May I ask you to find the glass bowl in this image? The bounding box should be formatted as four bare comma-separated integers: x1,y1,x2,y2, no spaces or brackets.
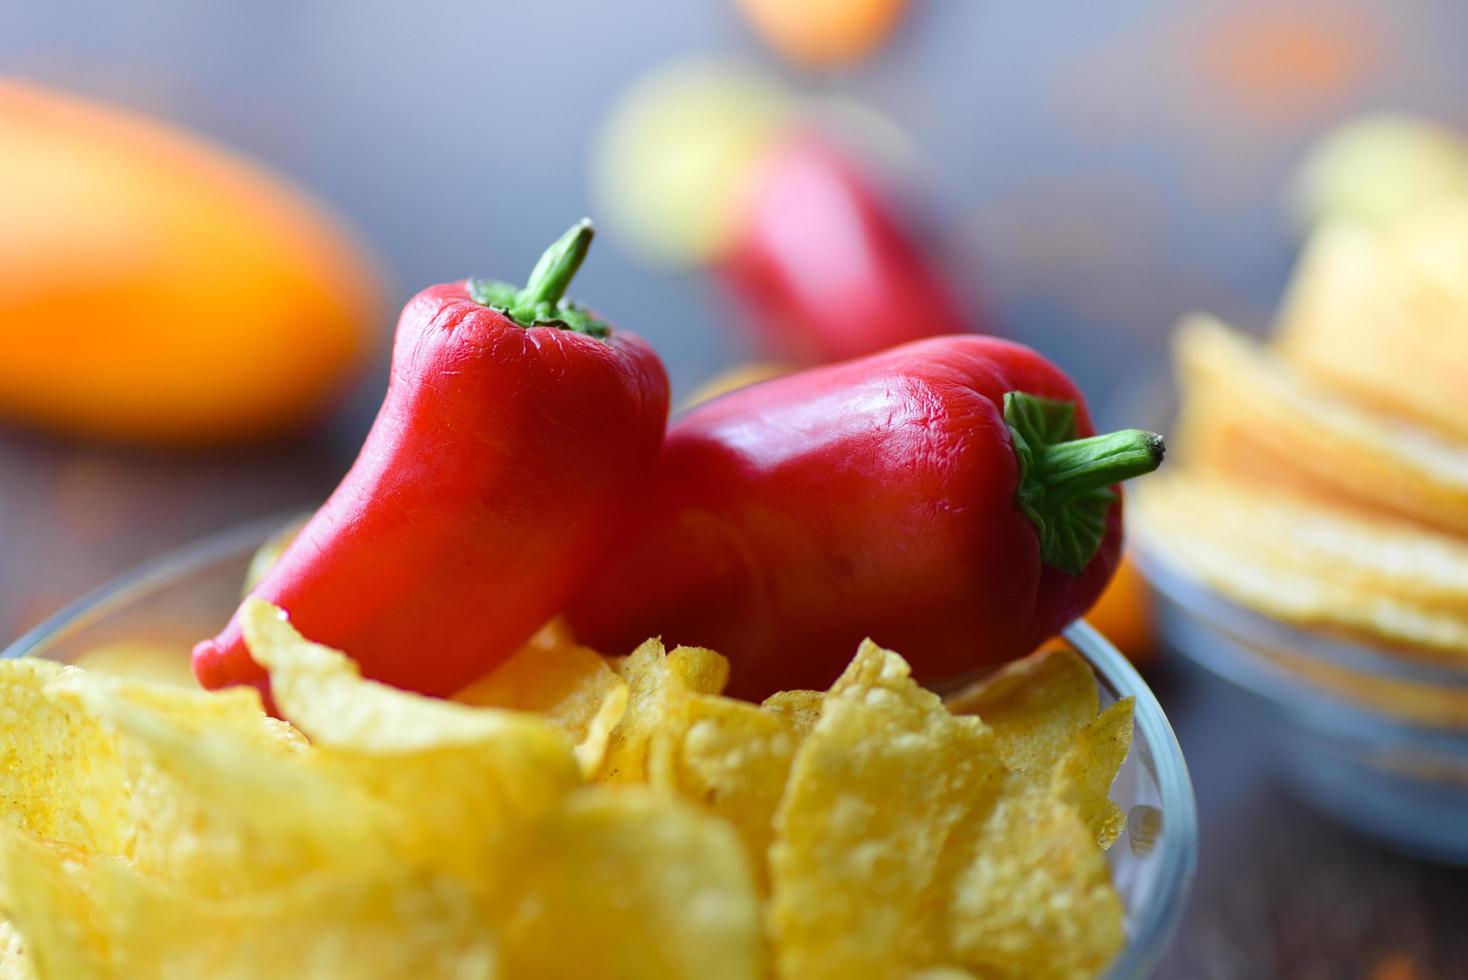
1136,543,1468,865
1,515,1197,978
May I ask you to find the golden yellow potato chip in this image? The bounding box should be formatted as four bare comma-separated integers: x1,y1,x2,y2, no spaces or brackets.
494,786,763,979
0,827,108,978
944,646,1099,778
1136,470,1468,614
0,820,498,980
1172,314,1468,536
69,643,198,688
944,783,1124,980
0,918,35,980
245,601,578,874
1052,699,1134,850
0,659,133,855
760,689,825,739
1135,472,1468,660
667,693,795,891
241,599,580,872
1279,207,1468,443
86,694,387,897
769,641,1000,977
95,860,499,979
597,638,732,784
454,633,630,777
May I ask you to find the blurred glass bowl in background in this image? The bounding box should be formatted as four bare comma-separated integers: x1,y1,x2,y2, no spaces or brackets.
1,515,1196,978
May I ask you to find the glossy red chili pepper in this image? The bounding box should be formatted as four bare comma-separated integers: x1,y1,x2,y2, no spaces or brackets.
718,129,975,364
194,221,670,699
566,335,1162,700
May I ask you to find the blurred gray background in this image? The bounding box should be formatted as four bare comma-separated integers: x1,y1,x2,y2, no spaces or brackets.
6,0,1466,417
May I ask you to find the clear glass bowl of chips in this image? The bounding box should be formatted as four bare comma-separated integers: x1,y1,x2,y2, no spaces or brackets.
1137,544,1468,864
2,514,1198,977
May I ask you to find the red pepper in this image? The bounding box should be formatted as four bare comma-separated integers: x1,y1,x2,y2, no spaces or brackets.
718,129,975,364
566,335,1162,700
194,221,670,698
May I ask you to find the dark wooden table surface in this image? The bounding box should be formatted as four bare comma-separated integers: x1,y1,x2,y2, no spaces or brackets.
1,428,1464,980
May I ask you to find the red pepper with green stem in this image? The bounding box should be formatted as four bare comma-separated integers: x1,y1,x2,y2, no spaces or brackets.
194,221,670,699
566,334,1162,700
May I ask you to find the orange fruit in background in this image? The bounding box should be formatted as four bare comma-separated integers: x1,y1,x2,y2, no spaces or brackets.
1085,552,1157,666
0,79,382,447
736,0,909,68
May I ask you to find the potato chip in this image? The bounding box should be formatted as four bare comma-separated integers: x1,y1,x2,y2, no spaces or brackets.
495,787,764,980
943,782,1124,980
241,599,580,871
0,658,313,880
667,693,795,890
95,859,499,979
0,827,108,978
0,820,499,980
597,638,727,784
0,918,35,980
70,643,198,688
1136,469,1468,613
1172,314,1468,536
85,695,388,897
666,644,731,695
944,646,1099,778
760,689,825,739
0,659,133,856
1135,472,1468,659
769,641,1000,977
1279,208,1468,443
1052,699,1134,849
454,632,630,776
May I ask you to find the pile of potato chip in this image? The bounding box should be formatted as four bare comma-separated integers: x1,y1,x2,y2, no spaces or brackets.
1137,123,1468,707
0,599,1133,979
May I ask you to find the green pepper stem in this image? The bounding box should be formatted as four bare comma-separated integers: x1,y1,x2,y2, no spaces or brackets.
1032,429,1166,505
465,219,610,338
519,218,593,309
1004,391,1165,576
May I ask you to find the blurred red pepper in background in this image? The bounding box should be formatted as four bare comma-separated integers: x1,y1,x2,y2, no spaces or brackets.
568,335,1163,700
718,129,977,364
195,222,670,699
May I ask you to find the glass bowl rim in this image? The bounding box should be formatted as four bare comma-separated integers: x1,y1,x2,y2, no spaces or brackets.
1,513,1198,978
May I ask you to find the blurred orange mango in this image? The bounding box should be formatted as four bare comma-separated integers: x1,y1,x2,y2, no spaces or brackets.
737,0,909,68
0,80,382,446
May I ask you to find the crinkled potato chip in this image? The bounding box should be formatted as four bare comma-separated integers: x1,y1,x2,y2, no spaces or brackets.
96,858,498,979
769,641,1001,978
1279,209,1468,443
495,787,764,980
1136,469,1468,613
0,828,109,978
1052,699,1134,849
454,631,630,776
760,689,825,739
1136,472,1468,660
667,693,795,891
0,822,498,980
944,782,1125,980
1172,314,1468,536
84,694,388,897
0,918,34,980
944,646,1099,778
596,638,733,784
242,599,580,871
